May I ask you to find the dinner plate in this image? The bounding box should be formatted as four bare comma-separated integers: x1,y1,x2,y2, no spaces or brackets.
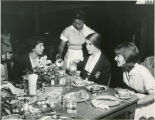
92,95,121,107
72,79,94,87
72,81,86,87
115,94,133,99
85,84,107,92
63,89,90,102
39,114,72,120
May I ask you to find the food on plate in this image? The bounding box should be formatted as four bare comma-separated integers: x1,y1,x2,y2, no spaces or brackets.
74,90,87,99
72,78,94,87
2,114,22,120
73,80,85,86
86,84,107,93
92,95,121,107
64,89,90,102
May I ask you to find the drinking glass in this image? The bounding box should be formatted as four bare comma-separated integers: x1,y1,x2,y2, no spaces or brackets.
68,61,77,76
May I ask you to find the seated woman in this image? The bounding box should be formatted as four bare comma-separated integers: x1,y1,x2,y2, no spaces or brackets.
114,42,155,120
78,33,111,85
11,36,45,85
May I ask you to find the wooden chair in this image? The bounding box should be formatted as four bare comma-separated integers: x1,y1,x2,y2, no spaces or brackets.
141,56,154,77
107,74,111,87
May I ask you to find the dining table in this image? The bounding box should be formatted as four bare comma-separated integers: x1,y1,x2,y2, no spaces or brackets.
36,79,139,120
1,74,139,120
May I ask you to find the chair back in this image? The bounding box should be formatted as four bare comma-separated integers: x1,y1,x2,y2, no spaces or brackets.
107,74,111,87
141,56,154,77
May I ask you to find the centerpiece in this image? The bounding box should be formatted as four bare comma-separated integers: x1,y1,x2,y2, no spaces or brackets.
24,55,55,90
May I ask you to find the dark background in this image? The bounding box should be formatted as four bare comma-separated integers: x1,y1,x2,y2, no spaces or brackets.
1,1,154,87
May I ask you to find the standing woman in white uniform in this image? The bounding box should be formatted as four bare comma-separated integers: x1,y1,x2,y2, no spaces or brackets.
58,10,95,69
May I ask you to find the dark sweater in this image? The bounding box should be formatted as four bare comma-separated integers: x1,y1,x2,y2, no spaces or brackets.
78,52,111,86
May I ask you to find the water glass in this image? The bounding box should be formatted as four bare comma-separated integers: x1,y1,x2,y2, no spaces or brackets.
66,98,77,115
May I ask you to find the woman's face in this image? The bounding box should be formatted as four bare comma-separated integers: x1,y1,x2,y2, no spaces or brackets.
86,40,97,55
114,54,126,67
72,19,84,31
33,43,44,55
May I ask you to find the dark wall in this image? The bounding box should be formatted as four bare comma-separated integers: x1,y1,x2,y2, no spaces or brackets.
1,1,154,88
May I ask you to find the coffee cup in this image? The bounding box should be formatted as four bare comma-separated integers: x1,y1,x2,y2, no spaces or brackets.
117,89,129,97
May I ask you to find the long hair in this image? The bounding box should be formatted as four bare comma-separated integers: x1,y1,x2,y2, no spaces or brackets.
114,42,140,72
86,33,102,50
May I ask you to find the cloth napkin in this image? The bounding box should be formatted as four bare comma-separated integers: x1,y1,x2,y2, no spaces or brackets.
1,81,24,95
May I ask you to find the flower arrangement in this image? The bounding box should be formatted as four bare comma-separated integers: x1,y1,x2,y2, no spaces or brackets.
33,56,55,83
23,55,56,89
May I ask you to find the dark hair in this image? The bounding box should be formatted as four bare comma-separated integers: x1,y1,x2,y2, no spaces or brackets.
27,36,44,51
114,42,140,71
73,9,85,21
86,33,102,49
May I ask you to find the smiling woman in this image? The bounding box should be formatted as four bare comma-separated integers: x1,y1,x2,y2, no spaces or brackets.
114,42,155,120
11,36,45,85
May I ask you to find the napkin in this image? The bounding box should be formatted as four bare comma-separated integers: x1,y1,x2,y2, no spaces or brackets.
1,82,24,95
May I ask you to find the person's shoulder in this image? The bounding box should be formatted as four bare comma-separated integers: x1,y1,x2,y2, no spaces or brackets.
131,63,151,74
61,25,72,35
83,24,95,32
135,63,148,70
16,53,29,60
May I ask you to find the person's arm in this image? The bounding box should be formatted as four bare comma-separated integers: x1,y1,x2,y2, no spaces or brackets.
58,27,69,59
88,57,111,85
137,93,154,106
98,61,111,85
58,40,67,59
137,67,155,106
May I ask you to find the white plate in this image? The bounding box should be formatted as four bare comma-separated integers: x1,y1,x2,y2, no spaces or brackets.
63,90,90,102
72,79,94,87
92,95,121,107
115,94,133,99
72,82,86,87
85,84,107,92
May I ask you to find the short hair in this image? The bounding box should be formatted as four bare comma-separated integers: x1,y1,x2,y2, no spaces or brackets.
86,33,102,49
73,9,85,21
114,42,140,71
27,36,44,51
